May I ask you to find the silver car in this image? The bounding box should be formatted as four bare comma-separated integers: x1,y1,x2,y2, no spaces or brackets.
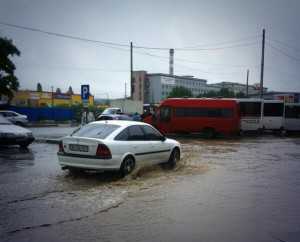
0,116,34,148
0,110,29,126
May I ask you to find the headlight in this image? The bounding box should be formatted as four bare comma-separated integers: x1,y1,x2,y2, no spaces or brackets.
27,132,33,137
0,133,16,138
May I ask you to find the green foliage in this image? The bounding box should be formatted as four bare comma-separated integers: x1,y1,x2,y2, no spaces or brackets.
168,86,193,98
70,103,83,122
197,90,218,98
197,88,238,98
37,82,42,92
0,37,20,100
235,91,246,98
219,88,235,98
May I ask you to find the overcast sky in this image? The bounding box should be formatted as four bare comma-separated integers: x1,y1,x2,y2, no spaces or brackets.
1,0,300,98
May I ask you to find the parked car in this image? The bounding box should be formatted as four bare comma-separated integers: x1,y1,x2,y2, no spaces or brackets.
97,114,133,121
0,110,29,126
57,120,181,176
102,107,122,115
0,116,34,148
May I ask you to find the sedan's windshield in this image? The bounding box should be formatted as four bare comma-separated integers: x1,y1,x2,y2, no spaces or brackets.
71,123,120,139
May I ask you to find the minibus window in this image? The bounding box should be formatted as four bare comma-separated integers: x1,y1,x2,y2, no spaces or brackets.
160,106,171,122
264,103,284,117
240,102,261,117
285,106,300,119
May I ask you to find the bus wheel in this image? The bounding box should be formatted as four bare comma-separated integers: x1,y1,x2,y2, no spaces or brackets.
279,127,286,136
202,128,215,139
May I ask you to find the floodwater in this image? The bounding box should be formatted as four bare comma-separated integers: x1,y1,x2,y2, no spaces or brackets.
1,136,300,242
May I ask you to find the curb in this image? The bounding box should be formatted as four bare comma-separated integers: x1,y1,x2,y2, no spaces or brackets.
35,138,61,144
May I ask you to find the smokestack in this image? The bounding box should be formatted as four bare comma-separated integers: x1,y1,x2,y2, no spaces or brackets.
169,48,174,75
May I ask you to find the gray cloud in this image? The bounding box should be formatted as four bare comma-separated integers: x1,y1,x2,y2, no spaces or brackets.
1,0,299,98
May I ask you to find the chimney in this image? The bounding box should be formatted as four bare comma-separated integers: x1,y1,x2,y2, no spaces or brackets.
169,48,174,75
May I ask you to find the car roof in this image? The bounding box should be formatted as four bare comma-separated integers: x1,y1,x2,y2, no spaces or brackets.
90,120,148,128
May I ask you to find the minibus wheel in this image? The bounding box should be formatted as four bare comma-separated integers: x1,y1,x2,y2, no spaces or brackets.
202,128,215,139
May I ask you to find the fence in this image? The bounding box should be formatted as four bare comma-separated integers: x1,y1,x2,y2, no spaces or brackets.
8,106,74,122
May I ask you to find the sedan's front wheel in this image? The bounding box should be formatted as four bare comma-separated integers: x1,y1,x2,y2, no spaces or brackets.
166,148,180,169
120,156,135,177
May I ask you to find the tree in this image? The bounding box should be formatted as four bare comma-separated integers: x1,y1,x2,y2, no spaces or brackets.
219,88,235,98
56,88,62,94
168,86,193,98
37,82,43,92
235,91,246,98
67,86,74,95
0,37,20,101
197,90,219,98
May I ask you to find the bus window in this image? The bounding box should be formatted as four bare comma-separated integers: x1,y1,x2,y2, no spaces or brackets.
264,103,284,117
175,107,233,118
159,106,171,122
240,102,261,117
285,105,300,119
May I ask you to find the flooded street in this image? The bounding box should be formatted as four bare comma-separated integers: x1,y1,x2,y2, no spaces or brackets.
1,136,300,242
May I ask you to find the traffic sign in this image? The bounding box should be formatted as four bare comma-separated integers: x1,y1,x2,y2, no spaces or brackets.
81,85,90,100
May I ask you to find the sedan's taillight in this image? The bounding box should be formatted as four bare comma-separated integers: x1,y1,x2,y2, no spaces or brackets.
59,141,64,152
96,144,112,159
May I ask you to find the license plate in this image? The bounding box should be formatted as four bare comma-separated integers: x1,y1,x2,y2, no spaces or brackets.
69,144,89,152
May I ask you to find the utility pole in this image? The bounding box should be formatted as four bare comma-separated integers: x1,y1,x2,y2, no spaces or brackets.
260,29,265,99
246,69,249,98
125,82,127,99
130,42,133,100
51,86,54,107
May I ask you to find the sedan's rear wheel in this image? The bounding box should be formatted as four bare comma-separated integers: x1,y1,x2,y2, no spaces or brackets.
120,156,135,177
68,167,84,175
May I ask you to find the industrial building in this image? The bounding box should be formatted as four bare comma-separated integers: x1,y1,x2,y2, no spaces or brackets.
132,71,208,104
9,90,94,107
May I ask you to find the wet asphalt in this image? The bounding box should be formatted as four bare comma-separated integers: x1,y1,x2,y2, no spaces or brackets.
0,132,300,242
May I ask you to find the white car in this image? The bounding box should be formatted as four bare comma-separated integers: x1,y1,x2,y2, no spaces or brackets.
0,116,34,148
57,120,181,176
0,110,29,126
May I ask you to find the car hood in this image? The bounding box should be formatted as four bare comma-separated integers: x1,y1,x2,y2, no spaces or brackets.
0,124,32,134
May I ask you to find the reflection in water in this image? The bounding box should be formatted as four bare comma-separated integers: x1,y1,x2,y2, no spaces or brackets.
0,146,34,174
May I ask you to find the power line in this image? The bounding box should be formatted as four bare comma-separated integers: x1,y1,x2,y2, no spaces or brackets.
18,63,129,73
268,38,300,52
174,63,242,76
0,21,129,48
267,41,300,62
175,41,259,51
1,21,259,52
177,35,260,49
133,48,259,68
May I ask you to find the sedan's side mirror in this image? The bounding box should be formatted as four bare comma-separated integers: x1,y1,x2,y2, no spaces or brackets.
160,136,166,142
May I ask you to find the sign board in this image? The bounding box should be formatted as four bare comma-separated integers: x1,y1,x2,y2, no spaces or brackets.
81,85,90,107
29,93,40,100
161,76,175,85
54,93,71,100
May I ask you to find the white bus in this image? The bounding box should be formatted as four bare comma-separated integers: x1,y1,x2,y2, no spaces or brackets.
284,103,300,131
262,100,284,131
238,98,263,132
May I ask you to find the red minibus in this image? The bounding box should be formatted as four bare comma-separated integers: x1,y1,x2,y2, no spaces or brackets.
143,98,240,137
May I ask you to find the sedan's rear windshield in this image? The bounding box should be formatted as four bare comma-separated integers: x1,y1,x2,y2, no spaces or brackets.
71,123,120,139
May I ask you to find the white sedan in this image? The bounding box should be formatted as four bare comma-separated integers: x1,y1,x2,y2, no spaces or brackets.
57,120,181,176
